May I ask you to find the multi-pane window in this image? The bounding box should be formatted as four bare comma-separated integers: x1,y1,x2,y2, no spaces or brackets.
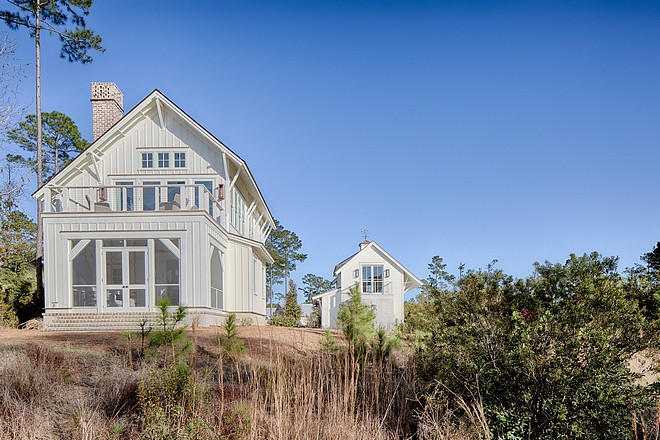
174,152,186,168
142,150,188,168
362,265,384,294
230,187,246,235
158,152,170,168
141,153,153,168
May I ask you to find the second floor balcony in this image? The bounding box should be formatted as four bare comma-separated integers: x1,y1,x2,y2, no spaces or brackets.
43,184,225,227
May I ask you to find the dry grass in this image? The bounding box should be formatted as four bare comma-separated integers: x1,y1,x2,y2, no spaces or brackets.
0,326,493,439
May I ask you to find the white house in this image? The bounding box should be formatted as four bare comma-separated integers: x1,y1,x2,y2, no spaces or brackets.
35,83,276,330
313,240,422,330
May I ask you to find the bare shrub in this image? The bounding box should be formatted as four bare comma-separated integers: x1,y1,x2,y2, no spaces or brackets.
17,318,41,330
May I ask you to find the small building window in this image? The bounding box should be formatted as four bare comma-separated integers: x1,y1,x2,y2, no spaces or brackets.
362,265,383,294
141,152,153,168
158,152,170,168
174,152,186,168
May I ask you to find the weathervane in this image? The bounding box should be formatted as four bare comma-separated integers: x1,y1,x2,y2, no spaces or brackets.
360,228,370,241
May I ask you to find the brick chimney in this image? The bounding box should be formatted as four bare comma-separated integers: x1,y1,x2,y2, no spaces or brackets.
91,82,123,141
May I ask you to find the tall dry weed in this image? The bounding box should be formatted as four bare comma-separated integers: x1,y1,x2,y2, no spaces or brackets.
0,343,146,440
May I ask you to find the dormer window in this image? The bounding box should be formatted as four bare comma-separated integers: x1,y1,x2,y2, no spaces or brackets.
141,153,153,168
158,152,170,168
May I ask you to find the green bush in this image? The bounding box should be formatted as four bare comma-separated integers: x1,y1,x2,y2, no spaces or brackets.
267,314,299,327
136,364,212,439
416,253,660,440
147,297,190,366
216,314,247,357
268,280,300,327
337,283,376,357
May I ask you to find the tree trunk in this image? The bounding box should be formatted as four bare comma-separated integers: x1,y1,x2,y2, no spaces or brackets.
35,0,44,314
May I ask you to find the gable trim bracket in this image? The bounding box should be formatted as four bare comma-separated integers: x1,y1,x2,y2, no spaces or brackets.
154,96,166,130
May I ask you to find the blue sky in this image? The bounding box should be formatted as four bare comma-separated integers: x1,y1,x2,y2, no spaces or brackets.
5,0,660,299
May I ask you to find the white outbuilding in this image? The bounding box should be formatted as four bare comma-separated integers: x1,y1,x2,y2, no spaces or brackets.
313,240,422,330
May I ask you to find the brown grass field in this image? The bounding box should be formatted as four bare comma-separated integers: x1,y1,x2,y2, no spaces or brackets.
0,325,429,440
0,326,330,360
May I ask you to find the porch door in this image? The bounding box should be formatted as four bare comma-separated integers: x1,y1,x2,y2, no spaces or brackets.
103,249,148,309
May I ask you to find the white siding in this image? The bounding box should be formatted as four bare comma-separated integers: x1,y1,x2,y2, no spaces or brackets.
323,243,419,330
40,91,273,326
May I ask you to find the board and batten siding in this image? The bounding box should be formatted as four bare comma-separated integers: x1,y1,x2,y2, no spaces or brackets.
39,89,275,328
225,239,267,316
68,108,227,188
43,212,227,310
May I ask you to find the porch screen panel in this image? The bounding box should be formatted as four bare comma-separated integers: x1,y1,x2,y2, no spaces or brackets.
210,249,223,309
129,251,146,307
72,240,96,307
155,239,180,305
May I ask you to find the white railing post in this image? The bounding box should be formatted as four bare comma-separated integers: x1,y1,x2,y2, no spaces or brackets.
62,187,69,212
44,187,52,212
204,187,210,213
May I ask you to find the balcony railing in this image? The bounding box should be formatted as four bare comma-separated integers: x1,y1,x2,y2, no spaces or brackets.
43,184,224,227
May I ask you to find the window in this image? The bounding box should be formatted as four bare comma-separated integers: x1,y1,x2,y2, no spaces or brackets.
174,152,186,168
116,182,134,211
141,152,153,168
158,152,170,168
253,258,258,296
194,181,214,215
142,181,160,211
167,181,185,204
362,265,383,294
262,267,266,299
230,187,246,235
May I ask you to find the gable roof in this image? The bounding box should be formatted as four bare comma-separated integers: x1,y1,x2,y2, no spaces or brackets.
333,241,423,289
34,88,275,229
